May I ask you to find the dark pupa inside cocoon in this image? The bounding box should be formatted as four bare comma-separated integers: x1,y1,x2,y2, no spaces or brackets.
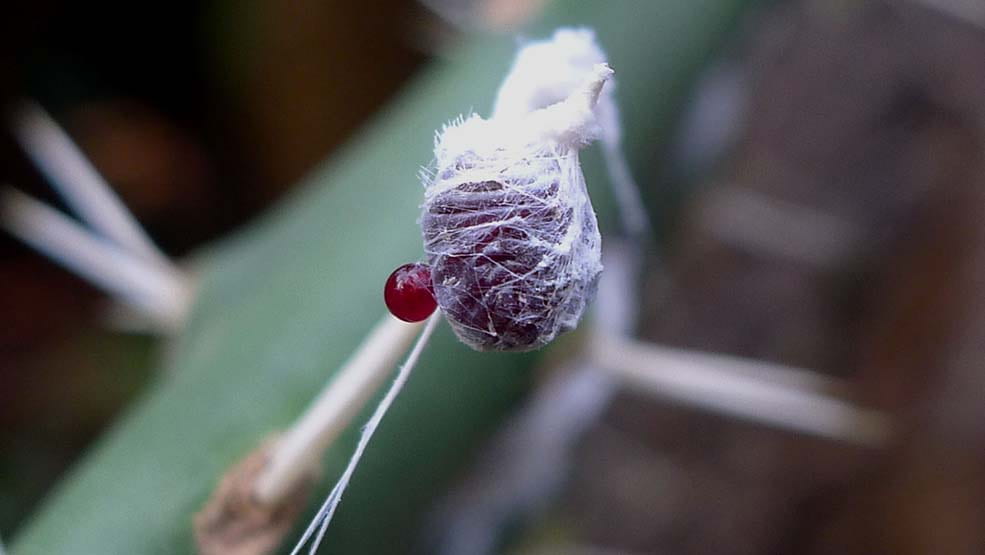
422,132,603,351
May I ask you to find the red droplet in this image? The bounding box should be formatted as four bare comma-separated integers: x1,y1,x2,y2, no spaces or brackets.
384,263,438,322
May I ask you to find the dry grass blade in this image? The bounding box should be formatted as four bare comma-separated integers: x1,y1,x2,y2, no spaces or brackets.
9,102,175,269
0,187,191,330
591,334,891,445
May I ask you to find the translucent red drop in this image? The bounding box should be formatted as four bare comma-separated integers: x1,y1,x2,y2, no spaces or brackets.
384,263,438,322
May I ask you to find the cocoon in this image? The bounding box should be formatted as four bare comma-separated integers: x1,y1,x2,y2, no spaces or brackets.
422,63,613,351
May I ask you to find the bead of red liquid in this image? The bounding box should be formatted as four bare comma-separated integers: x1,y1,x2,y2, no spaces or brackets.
384,263,438,322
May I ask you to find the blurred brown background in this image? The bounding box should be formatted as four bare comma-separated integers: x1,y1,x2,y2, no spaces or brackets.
560,2,985,553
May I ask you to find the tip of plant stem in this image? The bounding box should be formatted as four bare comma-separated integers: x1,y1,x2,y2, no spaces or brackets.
194,436,319,555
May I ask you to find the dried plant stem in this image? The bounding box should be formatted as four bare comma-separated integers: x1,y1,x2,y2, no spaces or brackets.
591,333,891,445
254,314,426,506
701,186,859,269
0,187,190,330
291,311,441,555
9,102,175,270
601,140,649,239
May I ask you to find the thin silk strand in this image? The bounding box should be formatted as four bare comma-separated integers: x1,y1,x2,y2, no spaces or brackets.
291,312,442,555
